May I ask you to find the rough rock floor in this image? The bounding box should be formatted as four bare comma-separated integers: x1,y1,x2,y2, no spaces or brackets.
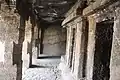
22,56,61,80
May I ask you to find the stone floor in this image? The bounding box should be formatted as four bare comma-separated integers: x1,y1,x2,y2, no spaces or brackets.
22,56,62,80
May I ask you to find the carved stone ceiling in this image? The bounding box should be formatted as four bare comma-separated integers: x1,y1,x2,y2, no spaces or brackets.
34,0,77,23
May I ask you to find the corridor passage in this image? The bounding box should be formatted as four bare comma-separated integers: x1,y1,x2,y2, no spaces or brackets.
1,0,120,80
22,55,61,80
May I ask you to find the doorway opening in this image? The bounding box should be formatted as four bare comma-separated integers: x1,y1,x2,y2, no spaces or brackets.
70,28,76,68
93,20,114,80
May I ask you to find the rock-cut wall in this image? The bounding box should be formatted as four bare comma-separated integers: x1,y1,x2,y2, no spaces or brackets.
43,25,66,56
0,4,19,80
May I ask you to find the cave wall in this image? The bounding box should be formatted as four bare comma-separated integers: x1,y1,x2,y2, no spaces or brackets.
60,1,120,80
0,3,38,79
43,25,66,56
0,4,19,80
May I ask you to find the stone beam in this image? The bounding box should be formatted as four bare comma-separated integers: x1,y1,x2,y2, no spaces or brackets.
62,1,81,26
83,0,118,17
62,0,118,26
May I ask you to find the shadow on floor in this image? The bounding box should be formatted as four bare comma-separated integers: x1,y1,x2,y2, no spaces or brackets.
37,56,61,59
29,65,51,68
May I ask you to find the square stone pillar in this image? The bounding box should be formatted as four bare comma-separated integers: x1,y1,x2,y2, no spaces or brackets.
86,15,96,80
73,18,85,79
66,26,73,66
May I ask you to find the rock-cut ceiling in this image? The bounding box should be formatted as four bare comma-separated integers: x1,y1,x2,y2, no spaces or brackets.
5,0,77,23
33,0,77,23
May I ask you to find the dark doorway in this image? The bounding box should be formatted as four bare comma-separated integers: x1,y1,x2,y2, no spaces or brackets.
93,20,114,80
70,28,76,68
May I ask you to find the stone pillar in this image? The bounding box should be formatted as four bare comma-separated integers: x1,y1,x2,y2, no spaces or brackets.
16,16,25,80
40,28,45,54
37,26,40,57
65,26,70,63
66,26,72,66
110,8,120,80
86,15,96,80
73,19,83,79
29,24,34,67
75,17,88,79
71,27,76,72
67,26,75,68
